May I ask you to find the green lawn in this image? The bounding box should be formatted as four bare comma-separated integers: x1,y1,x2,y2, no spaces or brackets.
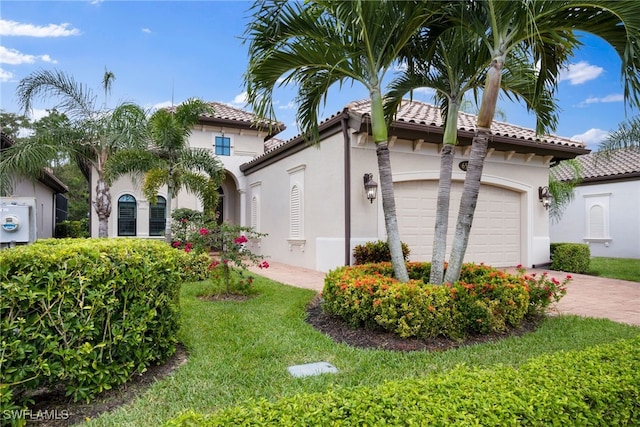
588,257,640,282
87,276,640,426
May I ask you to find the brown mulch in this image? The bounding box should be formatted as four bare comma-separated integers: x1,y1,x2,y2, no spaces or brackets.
305,295,542,352
25,295,540,425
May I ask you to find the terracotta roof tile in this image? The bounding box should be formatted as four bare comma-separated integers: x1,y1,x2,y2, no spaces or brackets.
348,98,584,148
552,148,640,181
167,101,283,129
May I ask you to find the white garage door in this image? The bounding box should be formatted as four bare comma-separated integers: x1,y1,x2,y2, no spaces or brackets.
396,181,521,267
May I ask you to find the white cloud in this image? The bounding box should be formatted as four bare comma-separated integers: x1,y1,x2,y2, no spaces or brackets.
28,108,51,121
278,101,296,110
148,101,174,111
231,92,247,106
583,93,624,105
571,128,609,147
0,46,57,65
0,19,80,37
414,87,436,97
0,67,13,82
142,28,151,34
558,61,603,85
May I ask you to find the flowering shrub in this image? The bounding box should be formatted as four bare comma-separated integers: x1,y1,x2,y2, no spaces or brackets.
514,264,570,316
323,262,571,339
171,214,268,295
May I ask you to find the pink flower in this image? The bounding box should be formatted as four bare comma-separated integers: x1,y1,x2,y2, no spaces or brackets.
184,247,192,253
181,218,188,223
259,260,270,269
566,275,573,280
516,264,522,269
199,228,209,236
172,241,181,248
234,235,248,244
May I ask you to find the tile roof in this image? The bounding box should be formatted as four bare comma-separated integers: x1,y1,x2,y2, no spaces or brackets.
167,101,284,133
347,99,585,148
551,147,640,182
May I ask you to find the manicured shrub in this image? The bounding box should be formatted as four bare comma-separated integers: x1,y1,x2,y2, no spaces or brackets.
551,243,590,273
353,240,410,264
0,238,187,411
322,262,569,339
54,218,89,238
165,337,640,426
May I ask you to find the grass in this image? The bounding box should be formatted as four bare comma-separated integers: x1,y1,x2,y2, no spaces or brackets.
87,276,640,427
588,257,640,282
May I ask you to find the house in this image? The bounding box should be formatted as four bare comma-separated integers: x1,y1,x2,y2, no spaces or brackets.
550,148,640,258
1,132,69,245
99,99,588,271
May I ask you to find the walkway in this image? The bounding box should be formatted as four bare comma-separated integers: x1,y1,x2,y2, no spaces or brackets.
249,262,640,327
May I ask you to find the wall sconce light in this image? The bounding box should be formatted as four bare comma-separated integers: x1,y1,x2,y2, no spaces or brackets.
363,173,378,204
538,186,552,210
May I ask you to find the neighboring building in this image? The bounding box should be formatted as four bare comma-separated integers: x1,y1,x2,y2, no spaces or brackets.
550,148,640,258
97,99,588,271
1,132,69,242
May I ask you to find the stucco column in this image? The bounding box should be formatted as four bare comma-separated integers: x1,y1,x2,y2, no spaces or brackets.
238,188,246,227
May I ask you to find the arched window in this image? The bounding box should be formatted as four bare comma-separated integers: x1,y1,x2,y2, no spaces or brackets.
118,194,137,236
149,196,166,236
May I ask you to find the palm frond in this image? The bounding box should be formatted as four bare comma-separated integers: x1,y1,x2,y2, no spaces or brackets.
104,149,163,185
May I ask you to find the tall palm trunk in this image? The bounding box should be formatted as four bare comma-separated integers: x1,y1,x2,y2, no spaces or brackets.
94,172,112,238
429,101,460,284
444,58,503,283
165,174,174,243
370,90,409,282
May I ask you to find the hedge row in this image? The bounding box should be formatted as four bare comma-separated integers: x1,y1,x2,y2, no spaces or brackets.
166,337,640,426
322,263,568,339
0,238,208,412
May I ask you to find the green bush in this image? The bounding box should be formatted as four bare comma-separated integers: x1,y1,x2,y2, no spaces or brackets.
353,240,410,265
54,219,89,238
165,337,640,426
551,243,590,273
0,238,188,411
322,263,569,339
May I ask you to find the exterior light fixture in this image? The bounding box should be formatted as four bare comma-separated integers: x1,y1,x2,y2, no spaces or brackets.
363,173,378,204
538,186,552,210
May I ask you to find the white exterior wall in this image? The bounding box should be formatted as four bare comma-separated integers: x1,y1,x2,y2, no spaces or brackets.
246,130,553,272
11,179,59,239
90,125,269,237
550,180,640,258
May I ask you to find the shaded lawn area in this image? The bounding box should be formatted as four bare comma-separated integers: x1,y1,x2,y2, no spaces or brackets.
88,277,640,426
588,257,640,282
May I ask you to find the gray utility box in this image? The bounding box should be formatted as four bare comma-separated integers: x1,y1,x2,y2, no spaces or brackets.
1,199,36,245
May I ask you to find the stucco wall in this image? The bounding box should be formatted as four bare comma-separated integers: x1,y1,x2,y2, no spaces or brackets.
11,179,58,239
245,130,553,272
550,180,640,258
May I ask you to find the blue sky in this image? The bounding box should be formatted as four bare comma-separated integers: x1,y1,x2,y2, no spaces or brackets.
1,1,638,149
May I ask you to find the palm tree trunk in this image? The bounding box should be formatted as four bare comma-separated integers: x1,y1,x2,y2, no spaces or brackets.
429,144,455,284
94,175,111,238
429,101,461,285
444,58,503,283
370,89,409,283
165,181,173,243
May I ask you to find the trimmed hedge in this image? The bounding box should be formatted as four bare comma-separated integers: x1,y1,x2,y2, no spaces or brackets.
165,337,640,426
551,242,590,273
322,263,568,339
353,240,410,264
0,238,206,410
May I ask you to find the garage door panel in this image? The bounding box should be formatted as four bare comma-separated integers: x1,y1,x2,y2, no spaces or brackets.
396,181,521,267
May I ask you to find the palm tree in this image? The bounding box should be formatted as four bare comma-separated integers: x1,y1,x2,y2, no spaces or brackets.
597,115,640,153
386,26,557,284
0,69,148,237
441,0,640,283
105,98,225,243
244,0,442,282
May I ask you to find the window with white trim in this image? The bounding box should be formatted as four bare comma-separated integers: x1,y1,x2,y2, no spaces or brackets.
214,135,231,156
118,194,137,236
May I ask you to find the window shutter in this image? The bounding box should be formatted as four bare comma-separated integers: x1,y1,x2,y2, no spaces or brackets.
290,185,301,238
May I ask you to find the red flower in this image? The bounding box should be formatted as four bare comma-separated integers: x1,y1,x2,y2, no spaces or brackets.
208,260,219,270
199,228,209,236
516,264,522,269
566,275,572,280
258,260,269,269
184,247,192,253
234,235,248,244
172,241,181,248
